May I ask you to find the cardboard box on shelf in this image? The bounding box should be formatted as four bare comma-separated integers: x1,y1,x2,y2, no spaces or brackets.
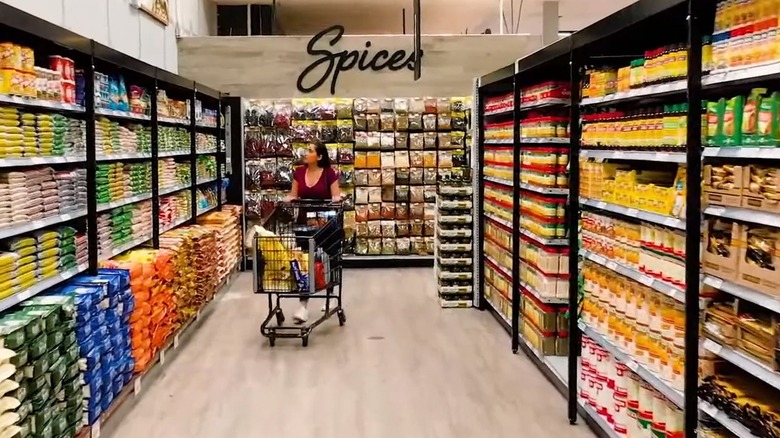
735,300,779,371
703,164,742,207
741,165,780,213
736,225,780,297
702,219,741,282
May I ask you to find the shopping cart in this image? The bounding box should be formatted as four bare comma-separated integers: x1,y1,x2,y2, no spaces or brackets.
253,199,345,347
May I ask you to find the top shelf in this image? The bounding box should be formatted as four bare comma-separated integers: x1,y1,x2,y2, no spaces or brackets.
0,94,85,114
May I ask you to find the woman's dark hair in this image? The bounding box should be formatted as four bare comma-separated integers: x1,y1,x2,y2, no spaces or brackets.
313,142,331,168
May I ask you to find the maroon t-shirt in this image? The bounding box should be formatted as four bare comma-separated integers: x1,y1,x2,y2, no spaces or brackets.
294,166,338,199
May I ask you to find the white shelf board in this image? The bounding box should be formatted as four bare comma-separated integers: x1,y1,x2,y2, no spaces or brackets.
581,197,686,230
437,199,473,210
519,97,570,111
97,193,152,212
0,264,88,313
0,210,87,241
579,400,621,438
520,228,567,246
438,229,472,238
95,108,151,121
703,338,780,392
699,401,759,438
483,108,513,117
520,182,568,196
438,270,473,280
484,176,513,187
485,297,512,328
581,249,685,303
485,255,512,279
438,257,472,266
483,139,514,145
439,285,473,294
159,150,191,157
520,280,568,305
438,186,473,196
703,275,780,314
484,213,513,228
519,137,569,144
438,215,472,224
580,321,684,408
703,62,780,88
0,155,86,167
196,177,218,186
158,116,190,126
580,80,687,106
96,152,152,161
196,150,218,154
704,205,780,229
99,234,151,261
580,149,687,163
703,146,780,159
0,94,84,113
159,183,191,196
439,298,473,308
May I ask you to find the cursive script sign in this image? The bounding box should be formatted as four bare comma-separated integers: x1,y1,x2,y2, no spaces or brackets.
296,25,424,95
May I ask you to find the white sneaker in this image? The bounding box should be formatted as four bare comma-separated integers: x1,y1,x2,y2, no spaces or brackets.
321,299,337,312
293,306,309,324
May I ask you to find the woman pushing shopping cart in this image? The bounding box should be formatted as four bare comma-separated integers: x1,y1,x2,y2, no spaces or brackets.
252,141,346,347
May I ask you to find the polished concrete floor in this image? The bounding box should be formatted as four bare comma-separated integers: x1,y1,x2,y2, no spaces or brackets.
110,268,596,438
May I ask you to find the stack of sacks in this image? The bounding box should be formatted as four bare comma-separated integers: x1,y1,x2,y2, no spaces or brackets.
17,294,84,437
131,200,153,239
5,235,38,293
68,269,135,422
0,106,23,158
50,114,69,156
123,162,151,196
63,118,86,156
19,113,36,157
158,158,178,189
158,197,175,229
176,162,191,186
0,168,46,223
96,212,112,256
189,227,218,301
34,229,62,280
117,125,138,154
54,170,78,213
197,210,241,283
143,251,175,353
158,126,189,154
134,125,151,154
159,232,197,326
57,226,79,272
0,184,10,228
196,155,217,181
110,206,133,247
74,168,87,210
95,117,119,156
96,163,123,206
0,297,82,438
75,233,88,266
40,170,60,217
36,113,57,156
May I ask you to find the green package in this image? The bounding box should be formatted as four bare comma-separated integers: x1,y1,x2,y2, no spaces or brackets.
61,377,80,399
757,91,780,146
59,342,78,366
2,312,43,340
27,376,46,395
17,400,32,422
26,335,47,360
49,415,68,437
29,384,52,411
61,360,78,383
9,379,28,404
17,417,31,438
722,95,744,146
10,346,28,368
20,307,60,333
743,88,767,145
0,319,28,350
707,100,724,146
23,354,50,379
47,358,67,385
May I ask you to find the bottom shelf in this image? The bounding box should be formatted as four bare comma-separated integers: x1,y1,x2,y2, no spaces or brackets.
76,264,241,438
343,254,435,268
439,298,472,308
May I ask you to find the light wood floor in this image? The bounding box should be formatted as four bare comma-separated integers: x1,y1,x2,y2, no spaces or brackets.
109,268,596,438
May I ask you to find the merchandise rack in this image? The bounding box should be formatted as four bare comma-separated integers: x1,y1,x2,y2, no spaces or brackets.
471,1,780,437
434,180,474,307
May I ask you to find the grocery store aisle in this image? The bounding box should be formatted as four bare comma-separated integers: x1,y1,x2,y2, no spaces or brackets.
110,268,595,438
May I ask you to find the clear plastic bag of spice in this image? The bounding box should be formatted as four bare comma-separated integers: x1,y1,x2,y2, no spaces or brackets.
367,221,381,237
410,203,425,220
354,113,367,131
381,238,396,254
396,237,411,254
336,120,354,142
381,152,395,168
355,187,369,204
356,223,368,238
438,132,452,149
338,146,354,164
410,186,424,203
395,151,410,168
367,169,382,186
381,132,395,150
395,113,409,131
422,114,437,131
355,132,368,150
409,167,423,184
354,169,368,186
380,112,395,131
367,98,381,114
367,204,381,221
381,168,395,186
423,168,437,184
320,99,337,120
366,114,380,131
423,151,437,167
339,165,354,186
382,186,395,201
396,203,409,220
437,97,451,114
355,205,368,222
353,98,367,114
381,204,396,220
336,98,353,119
394,98,409,114
292,99,306,120
424,219,435,236
423,185,436,202
367,238,381,254
409,113,423,130
366,133,380,150
396,168,410,184
395,185,410,202
380,98,394,112
411,219,424,236
355,238,368,254
381,219,396,236
423,132,437,149
409,133,423,150
437,113,452,130
452,112,467,130
368,187,382,203
395,132,408,149
438,151,453,168
396,221,411,237
410,150,424,167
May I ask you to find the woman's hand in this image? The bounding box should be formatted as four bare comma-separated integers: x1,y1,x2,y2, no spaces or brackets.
284,195,296,203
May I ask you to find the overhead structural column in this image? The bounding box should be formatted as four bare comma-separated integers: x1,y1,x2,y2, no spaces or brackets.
542,1,559,45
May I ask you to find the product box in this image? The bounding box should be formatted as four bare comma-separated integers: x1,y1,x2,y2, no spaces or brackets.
735,300,779,370
702,300,738,346
703,164,742,207
521,292,559,333
701,219,741,281
736,225,780,296
522,319,557,356
741,165,780,213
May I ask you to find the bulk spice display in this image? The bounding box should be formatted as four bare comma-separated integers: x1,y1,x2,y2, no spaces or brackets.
476,0,780,436
434,179,473,308
243,96,472,259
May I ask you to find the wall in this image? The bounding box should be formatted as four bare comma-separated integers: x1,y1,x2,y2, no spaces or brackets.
177,34,541,98
0,0,193,72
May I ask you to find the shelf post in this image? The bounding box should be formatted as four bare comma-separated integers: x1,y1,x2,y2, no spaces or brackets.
567,48,582,425
511,74,521,354
475,82,487,312
190,86,198,223
85,43,98,275
151,78,160,248
684,0,704,435
216,95,223,208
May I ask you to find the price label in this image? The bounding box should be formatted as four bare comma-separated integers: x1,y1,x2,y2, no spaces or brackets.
91,420,101,438
664,217,680,227
606,261,618,271
596,201,607,209
613,151,625,159
707,206,726,216
639,275,654,287
159,349,166,365
625,208,638,216
627,361,639,372
706,276,723,290
706,340,722,356
133,377,142,396
196,310,201,320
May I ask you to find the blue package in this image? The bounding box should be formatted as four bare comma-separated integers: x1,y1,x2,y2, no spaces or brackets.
123,372,133,385
109,333,124,349
84,372,103,399
97,334,112,355
70,276,112,298
97,268,130,291
101,391,113,412
51,284,101,320
83,346,101,371
90,313,107,334
75,320,93,341
86,401,102,425
112,376,125,397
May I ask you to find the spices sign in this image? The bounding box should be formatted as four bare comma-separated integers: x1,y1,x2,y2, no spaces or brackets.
296,25,424,95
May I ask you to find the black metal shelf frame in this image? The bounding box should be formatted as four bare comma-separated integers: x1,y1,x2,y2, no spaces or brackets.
0,3,228,276
476,0,706,437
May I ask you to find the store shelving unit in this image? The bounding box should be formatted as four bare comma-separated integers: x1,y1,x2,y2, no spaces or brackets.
0,5,233,437
471,1,780,437
434,181,474,307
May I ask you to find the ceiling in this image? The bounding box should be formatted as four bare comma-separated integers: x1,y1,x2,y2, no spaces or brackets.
213,0,638,35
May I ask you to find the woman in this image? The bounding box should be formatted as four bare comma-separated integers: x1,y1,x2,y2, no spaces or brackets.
286,142,342,324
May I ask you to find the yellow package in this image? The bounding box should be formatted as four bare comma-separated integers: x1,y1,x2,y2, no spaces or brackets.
16,263,36,277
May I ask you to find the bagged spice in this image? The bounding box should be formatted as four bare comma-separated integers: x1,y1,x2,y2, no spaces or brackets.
382,186,395,201
368,187,382,203
437,113,452,130
368,169,382,186
354,169,368,186
395,132,408,149
336,98,353,119
409,167,423,184
397,221,411,237
381,204,396,220
367,204,381,221
354,113,367,131
381,238,396,254
381,112,395,131
367,132,380,149
367,239,381,254
396,168,410,184
336,120,354,142
424,168,438,184
367,221,381,237
409,113,423,130
381,132,395,150
381,168,395,186
423,114,437,131
366,114,380,131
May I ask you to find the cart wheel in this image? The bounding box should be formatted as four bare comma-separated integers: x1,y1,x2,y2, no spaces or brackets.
268,335,276,347
302,335,309,347
275,310,285,326
337,310,346,326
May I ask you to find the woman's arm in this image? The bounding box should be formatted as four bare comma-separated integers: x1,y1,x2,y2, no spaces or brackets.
285,179,299,202
329,167,341,201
